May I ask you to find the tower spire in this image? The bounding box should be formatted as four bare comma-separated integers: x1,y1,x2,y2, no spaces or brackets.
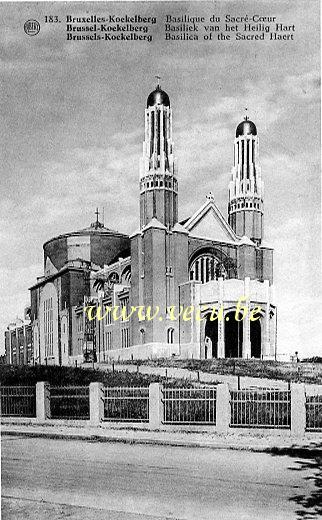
140,84,178,228
228,116,263,244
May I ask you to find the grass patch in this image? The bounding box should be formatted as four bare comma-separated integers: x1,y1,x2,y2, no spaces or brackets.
0,364,198,388
116,358,322,384
0,364,159,387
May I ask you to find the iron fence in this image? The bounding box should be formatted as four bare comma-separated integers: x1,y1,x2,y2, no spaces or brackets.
0,385,36,417
306,395,322,431
162,387,217,425
230,389,291,428
103,386,149,422
50,386,90,420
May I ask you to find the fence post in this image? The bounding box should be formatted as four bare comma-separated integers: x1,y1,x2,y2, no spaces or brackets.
291,383,306,437
89,382,104,426
149,383,163,430
36,382,50,421
216,383,230,434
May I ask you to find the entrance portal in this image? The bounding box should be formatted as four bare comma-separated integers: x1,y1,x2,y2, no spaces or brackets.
205,316,218,358
250,319,261,358
224,311,243,358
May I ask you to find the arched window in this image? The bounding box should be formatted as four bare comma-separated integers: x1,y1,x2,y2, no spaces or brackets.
167,328,174,344
189,254,227,283
121,266,131,285
140,328,145,344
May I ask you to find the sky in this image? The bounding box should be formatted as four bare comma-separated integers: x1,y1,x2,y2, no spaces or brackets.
0,0,320,358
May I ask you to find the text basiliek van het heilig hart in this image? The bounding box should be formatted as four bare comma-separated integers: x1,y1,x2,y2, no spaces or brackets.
165,14,295,41
66,14,155,41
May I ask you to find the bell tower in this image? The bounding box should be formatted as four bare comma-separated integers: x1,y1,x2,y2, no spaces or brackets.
228,116,264,244
140,80,178,229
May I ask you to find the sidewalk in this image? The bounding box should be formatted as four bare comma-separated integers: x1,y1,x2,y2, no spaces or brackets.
1,420,321,455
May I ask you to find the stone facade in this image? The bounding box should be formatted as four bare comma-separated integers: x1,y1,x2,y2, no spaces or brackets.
91,84,276,362
28,220,130,365
6,83,276,366
5,314,33,365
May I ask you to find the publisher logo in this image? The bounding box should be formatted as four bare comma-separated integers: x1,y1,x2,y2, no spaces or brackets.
24,20,40,36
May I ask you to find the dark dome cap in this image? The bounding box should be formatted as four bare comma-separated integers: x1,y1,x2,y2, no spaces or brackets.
236,118,257,137
147,85,170,108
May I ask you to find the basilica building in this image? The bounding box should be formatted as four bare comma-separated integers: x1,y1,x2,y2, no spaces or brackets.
27,83,276,366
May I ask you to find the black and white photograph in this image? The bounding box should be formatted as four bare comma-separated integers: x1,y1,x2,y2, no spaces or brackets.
0,1,321,519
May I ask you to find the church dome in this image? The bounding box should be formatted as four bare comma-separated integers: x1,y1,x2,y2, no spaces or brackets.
147,86,170,108
236,118,257,137
42,212,130,274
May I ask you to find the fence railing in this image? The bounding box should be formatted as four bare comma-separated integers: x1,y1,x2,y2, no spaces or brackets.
103,386,149,422
163,387,216,424
230,389,291,428
306,395,322,431
50,386,90,420
1,382,321,435
0,385,36,417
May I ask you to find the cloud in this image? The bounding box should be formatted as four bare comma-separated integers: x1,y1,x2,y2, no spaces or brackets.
282,70,320,101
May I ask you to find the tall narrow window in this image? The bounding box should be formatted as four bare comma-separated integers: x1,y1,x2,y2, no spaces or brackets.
44,297,53,357
151,112,155,153
157,110,160,155
167,328,174,344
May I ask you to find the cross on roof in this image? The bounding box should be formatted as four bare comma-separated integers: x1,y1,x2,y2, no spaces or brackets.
95,207,100,223
155,75,161,87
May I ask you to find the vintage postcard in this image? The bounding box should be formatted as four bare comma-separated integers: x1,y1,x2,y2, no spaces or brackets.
1,1,321,519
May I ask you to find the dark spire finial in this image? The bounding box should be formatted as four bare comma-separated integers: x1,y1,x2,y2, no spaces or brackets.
90,207,104,229
155,74,161,89
244,107,249,121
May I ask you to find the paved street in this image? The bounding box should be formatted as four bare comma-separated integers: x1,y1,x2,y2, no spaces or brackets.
1,435,320,519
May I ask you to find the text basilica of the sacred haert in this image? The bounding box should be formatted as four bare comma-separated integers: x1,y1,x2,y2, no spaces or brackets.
6,83,277,366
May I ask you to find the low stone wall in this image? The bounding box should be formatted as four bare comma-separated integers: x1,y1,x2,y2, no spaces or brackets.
106,342,180,361
102,342,203,362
